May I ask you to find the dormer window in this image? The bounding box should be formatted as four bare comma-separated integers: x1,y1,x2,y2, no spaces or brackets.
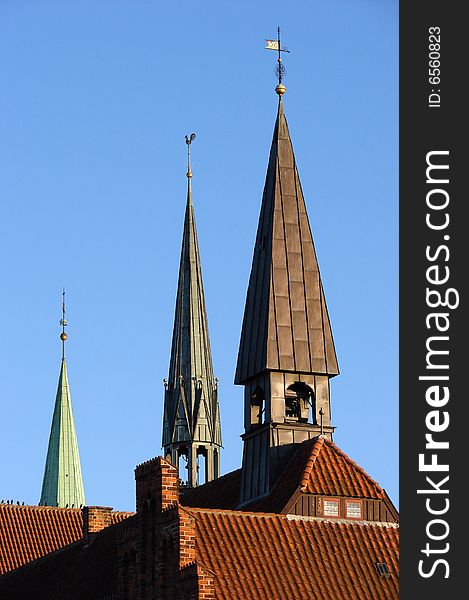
345,500,363,519
323,498,340,517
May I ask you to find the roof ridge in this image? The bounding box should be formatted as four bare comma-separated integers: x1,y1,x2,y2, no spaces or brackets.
285,514,400,528
187,506,399,529
0,504,82,512
187,506,288,519
0,504,134,515
299,437,325,491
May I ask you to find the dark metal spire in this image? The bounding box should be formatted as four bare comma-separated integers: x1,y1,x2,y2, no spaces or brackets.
235,98,339,385
236,69,339,505
162,135,222,487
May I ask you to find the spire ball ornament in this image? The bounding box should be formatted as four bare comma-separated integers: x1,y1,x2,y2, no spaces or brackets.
275,83,286,96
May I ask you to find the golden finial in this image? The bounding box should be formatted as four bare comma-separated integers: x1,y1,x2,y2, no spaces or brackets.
265,27,290,95
275,83,286,97
60,288,68,358
185,133,196,178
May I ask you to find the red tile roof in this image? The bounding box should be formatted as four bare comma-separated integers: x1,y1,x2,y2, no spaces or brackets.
0,463,398,599
299,437,385,498
191,508,399,600
0,504,132,575
0,505,399,600
231,437,387,514
0,516,135,599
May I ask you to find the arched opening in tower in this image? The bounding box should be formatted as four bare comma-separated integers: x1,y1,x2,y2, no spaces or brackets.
285,382,315,424
196,446,208,486
250,385,266,425
177,446,189,484
213,448,219,479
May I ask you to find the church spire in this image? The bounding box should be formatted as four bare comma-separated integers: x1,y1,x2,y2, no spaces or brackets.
162,135,222,488
235,95,338,384
39,292,85,508
236,38,339,505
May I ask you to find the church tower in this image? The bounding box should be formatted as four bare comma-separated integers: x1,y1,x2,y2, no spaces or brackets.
162,135,222,487
235,37,339,505
40,292,85,508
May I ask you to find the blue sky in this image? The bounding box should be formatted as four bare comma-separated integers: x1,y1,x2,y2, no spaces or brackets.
0,0,398,511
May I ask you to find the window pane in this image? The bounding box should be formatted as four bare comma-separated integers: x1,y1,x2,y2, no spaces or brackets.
346,501,362,519
323,500,339,517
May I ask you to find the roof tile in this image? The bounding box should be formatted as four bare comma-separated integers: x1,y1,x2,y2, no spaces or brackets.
190,508,398,600
299,437,385,498
0,504,132,575
181,438,388,516
244,437,386,514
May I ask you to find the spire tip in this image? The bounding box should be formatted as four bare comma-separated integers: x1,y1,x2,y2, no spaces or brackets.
265,27,289,96
60,289,68,358
185,133,196,178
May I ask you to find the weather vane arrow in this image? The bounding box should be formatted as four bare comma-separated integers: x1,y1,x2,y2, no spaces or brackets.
265,26,290,93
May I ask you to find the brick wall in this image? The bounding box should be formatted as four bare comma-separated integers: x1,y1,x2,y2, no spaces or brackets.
131,456,214,600
197,564,216,600
178,507,196,568
179,563,215,600
83,506,113,536
135,456,179,514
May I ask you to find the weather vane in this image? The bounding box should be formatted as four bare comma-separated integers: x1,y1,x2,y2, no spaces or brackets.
265,26,290,95
60,288,68,359
185,133,196,178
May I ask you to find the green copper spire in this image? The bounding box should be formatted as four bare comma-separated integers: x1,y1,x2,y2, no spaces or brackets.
162,134,222,487
39,292,85,508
